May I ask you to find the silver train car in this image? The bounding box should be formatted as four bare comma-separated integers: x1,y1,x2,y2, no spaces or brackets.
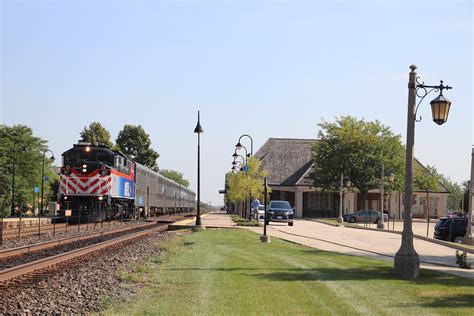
135,163,196,216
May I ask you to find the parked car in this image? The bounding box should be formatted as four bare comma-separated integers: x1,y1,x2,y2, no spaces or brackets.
434,216,468,243
252,205,266,220
343,210,388,224
265,200,294,226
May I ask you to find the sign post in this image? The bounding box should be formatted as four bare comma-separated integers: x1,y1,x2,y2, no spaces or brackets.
260,177,270,243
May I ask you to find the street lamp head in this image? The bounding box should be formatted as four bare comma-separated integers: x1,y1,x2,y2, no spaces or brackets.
388,172,395,183
232,160,237,165
194,111,204,133
50,155,55,162
232,152,238,159
235,142,242,150
430,94,451,125
345,179,352,188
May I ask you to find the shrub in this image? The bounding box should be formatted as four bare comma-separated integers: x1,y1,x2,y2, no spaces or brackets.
455,250,472,269
231,215,261,227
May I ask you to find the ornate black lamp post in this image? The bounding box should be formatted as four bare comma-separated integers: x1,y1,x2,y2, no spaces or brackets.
194,111,204,226
40,150,55,216
394,65,452,280
233,145,248,165
235,134,253,157
232,154,246,170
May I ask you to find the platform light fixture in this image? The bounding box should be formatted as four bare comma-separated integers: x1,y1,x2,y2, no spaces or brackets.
394,65,453,280
194,110,204,227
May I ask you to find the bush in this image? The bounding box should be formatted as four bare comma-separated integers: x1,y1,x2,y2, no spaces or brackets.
231,215,261,227
455,250,472,269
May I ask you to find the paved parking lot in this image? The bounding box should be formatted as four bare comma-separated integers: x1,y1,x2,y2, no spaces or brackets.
343,219,442,239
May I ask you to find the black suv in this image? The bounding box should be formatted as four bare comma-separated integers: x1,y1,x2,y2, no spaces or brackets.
266,200,294,226
434,216,468,243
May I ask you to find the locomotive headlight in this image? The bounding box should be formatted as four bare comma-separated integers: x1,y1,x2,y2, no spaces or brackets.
82,168,87,173
64,196,68,200
82,164,87,168
98,196,104,201
85,146,91,152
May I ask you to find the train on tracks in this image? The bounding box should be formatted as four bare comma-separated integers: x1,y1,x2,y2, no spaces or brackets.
57,142,195,222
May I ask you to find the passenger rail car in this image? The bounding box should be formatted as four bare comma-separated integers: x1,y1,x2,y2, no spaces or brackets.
58,142,196,222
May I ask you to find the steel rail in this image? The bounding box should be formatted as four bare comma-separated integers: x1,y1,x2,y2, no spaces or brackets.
0,223,168,284
0,221,156,259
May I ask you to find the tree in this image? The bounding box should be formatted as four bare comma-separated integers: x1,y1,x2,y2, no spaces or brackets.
414,164,440,193
308,116,405,210
461,180,470,213
439,176,463,211
79,122,113,148
160,169,190,188
226,157,270,219
0,125,58,215
413,164,441,218
115,125,160,171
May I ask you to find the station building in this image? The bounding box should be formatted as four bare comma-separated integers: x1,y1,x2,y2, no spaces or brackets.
253,138,449,219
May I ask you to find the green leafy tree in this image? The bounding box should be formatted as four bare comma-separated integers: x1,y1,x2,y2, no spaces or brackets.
0,125,58,216
438,176,463,211
116,124,160,171
160,169,190,188
413,164,441,216
308,116,405,210
226,157,270,219
414,164,440,193
80,122,113,148
461,180,470,213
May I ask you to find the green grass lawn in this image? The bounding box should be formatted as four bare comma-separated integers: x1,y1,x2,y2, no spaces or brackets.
105,229,474,316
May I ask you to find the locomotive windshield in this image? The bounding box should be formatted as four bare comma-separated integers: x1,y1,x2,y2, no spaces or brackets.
63,150,114,166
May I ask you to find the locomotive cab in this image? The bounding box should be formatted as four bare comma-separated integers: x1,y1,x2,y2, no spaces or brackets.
58,142,135,222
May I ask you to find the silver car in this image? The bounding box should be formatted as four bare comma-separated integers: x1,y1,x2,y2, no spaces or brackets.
343,210,386,224
253,205,265,220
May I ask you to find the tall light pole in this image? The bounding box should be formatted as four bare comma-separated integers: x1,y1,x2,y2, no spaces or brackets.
338,173,344,223
10,152,16,216
377,165,395,230
338,174,351,224
235,134,253,157
463,148,473,244
40,150,55,216
394,65,452,280
194,111,204,227
233,145,248,165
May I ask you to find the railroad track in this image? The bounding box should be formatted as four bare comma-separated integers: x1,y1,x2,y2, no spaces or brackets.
0,214,191,286
0,221,157,260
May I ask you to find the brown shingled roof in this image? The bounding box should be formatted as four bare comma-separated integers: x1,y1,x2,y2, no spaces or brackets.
254,138,449,193
254,138,317,186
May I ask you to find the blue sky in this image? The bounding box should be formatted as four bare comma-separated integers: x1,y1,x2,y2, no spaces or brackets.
1,0,472,205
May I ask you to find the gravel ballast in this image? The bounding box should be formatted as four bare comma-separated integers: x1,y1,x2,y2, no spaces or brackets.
0,230,175,314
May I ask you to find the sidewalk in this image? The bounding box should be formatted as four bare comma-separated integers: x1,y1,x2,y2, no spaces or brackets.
187,212,473,279
169,211,237,229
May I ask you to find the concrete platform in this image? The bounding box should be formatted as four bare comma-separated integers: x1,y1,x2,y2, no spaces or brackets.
168,212,237,230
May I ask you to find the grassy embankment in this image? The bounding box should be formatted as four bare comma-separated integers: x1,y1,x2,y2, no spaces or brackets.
106,229,474,315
